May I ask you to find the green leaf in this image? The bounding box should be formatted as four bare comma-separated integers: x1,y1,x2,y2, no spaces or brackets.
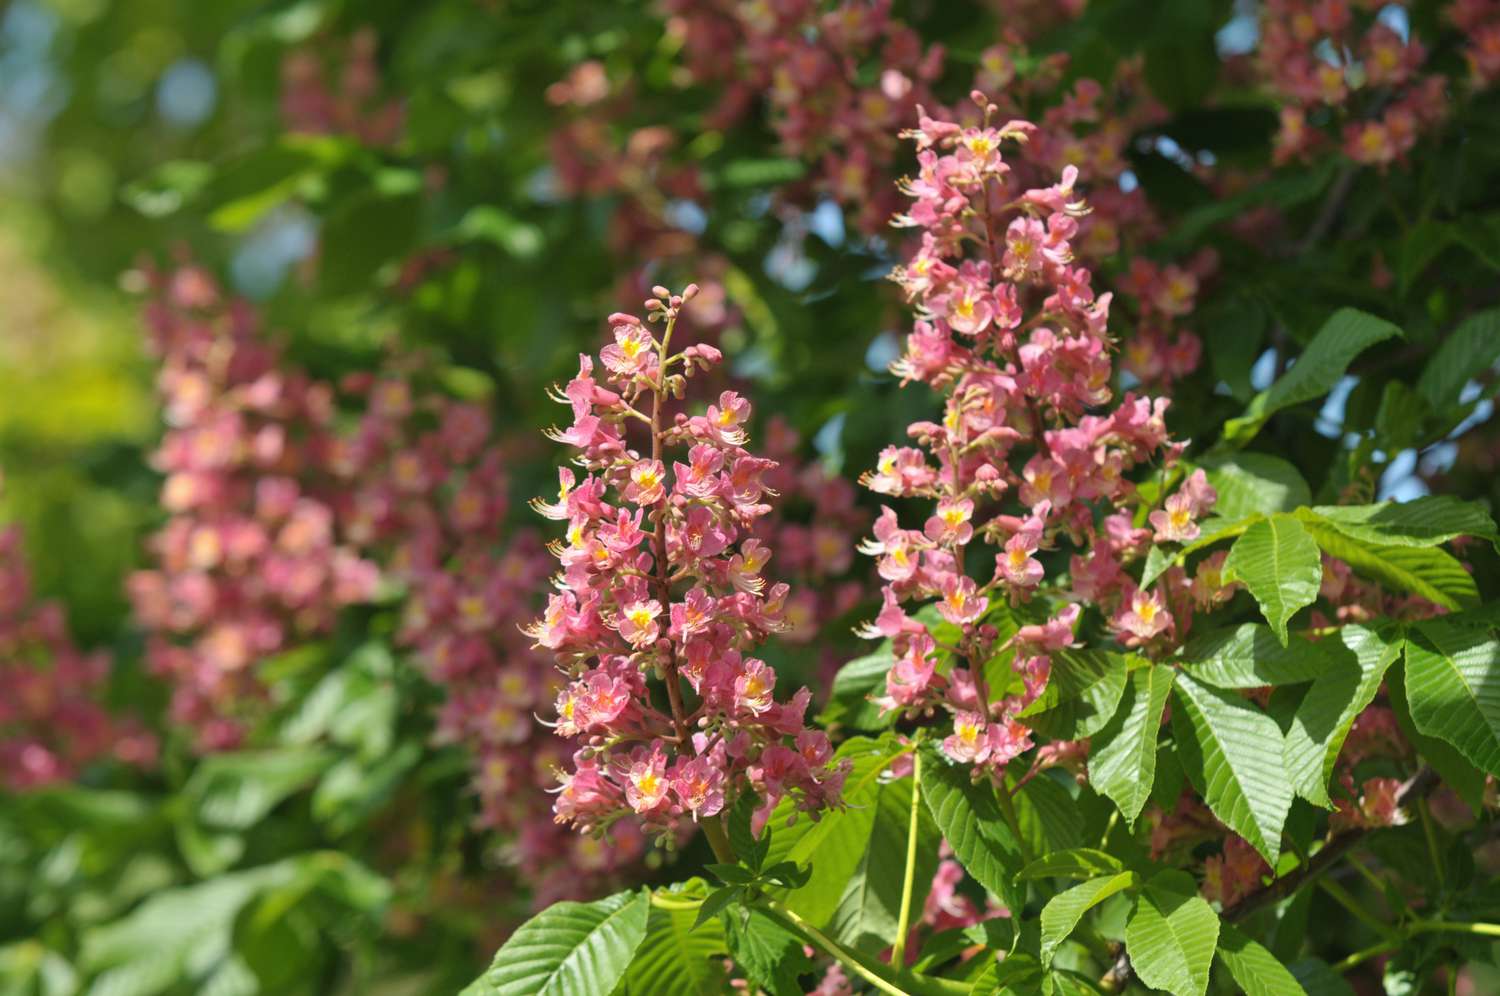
1299,516,1479,610
820,649,897,731
1019,649,1130,739
461,888,650,996
318,190,423,296
1124,871,1220,996
829,771,939,953
622,888,728,996
1215,924,1308,996
1221,308,1402,446
723,908,813,996
1040,872,1139,964
1307,496,1498,548
1282,626,1402,806
1180,624,1329,688
1089,665,1175,824
1403,618,1500,777
1172,673,1294,866
1018,848,1128,881
184,748,333,831
1387,660,1486,809
1014,775,1084,857
764,736,908,927
727,793,768,872
1416,308,1500,410
1222,514,1323,644
694,886,742,930
1200,453,1311,520
920,750,1026,911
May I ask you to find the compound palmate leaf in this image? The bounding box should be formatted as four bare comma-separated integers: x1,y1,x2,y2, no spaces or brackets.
1171,673,1293,866
1404,618,1500,777
1282,626,1402,807
461,888,650,996
1088,664,1175,824
1124,870,1221,996
1222,514,1323,645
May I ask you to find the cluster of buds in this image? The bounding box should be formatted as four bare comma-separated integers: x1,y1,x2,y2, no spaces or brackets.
533,284,846,843
0,504,156,790
281,25,404,147
128,264,382,751
1256,0,1448,167
857,94,1233,776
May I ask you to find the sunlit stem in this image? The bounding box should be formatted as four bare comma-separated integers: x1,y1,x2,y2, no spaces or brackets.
890,749,923,968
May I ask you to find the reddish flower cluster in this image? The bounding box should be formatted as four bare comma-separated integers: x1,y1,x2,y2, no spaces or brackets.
1452,0,1500,89
857,96,1232,775
0,504,156,790
330,374,649,902
129,264,382,751
536,286,846,841
281,26,404,146
1258,0,1449,167
755,417,869,659
662,0,945,233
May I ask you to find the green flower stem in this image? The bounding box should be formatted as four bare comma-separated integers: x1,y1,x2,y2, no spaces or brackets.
1410,920,1500,939
1317,878,1399,942
889,748,923,968
1333,921,1500,975
759,898,969,996
1417,798,1446,892
1332,937,1397,974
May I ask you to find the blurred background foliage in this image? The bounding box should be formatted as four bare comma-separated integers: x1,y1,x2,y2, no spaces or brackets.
2,0,1500,992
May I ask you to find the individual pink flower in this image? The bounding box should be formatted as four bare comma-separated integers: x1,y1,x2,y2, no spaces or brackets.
615,599,662,648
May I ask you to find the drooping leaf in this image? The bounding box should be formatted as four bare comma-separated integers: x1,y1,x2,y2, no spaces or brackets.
1200,453,1311,520
920,749,1026,911
1019,649,1130,739
1221,308,1402,446
1215,924,1308,996
1416,308,1500,411
1222,514,1323,644
1403,618,1500,777
1124,871,1220,996
1307,496,1498,548
1387,661,1487,809
1040,872,1139,964
1180,624,1329,689
1283,626,1402,807
1088,665,1175,824
460,888,650,996
1300,516,1479,610
1172,673,1294,865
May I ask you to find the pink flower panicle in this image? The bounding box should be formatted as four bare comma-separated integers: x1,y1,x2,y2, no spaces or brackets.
858,95,1222,777
534,285,846,840
0,496,156,790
